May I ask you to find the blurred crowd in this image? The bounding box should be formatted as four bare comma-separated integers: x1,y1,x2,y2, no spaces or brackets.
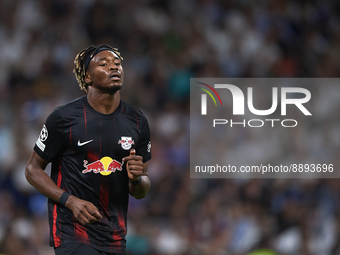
1,0,340,254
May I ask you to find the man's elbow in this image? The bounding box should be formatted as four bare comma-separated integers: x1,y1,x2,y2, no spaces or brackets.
131,187,150,199
133,192,147,200
25,164,34,184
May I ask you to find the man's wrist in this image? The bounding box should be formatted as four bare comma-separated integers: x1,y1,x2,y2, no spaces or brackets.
131,176,142,185
59,192,71,206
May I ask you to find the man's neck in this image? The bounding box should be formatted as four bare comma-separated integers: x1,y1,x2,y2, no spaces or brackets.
87,90,120,114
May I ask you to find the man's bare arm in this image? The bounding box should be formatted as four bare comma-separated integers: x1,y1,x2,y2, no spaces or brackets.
123,149,151,199
25,151,102,225
128,163,151,199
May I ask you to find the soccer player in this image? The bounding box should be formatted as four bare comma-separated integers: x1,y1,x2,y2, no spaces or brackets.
25,44,152,255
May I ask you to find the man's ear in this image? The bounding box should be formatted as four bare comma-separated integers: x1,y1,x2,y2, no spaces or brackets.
85,72,92,84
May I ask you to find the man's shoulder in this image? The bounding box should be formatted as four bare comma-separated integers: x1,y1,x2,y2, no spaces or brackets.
121,100,147,120
49,96,85,120
53,96,84,113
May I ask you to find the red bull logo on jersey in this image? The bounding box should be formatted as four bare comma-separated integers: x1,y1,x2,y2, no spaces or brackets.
82,156,123,176
118,136,134,150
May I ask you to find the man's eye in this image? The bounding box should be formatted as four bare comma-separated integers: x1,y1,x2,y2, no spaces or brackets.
100,63,107,66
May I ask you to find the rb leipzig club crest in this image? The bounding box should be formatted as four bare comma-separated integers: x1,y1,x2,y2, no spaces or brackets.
118,136,134,150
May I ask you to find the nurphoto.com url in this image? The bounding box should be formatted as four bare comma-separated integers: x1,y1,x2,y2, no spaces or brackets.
195,163,334,175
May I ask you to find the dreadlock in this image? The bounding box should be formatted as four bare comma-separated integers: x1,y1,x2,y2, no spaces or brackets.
73,44,123,93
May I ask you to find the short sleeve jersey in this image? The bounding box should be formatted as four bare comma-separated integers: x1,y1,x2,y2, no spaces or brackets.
34,96,152,253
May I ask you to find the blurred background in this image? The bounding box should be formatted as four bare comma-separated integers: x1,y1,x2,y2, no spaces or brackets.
1,0,340,254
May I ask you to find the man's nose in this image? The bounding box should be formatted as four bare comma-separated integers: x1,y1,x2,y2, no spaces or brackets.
109,63,118,70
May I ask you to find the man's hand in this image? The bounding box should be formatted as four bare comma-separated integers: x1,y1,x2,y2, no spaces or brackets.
66,195,102,225
123,149,150,199
123,149,144,180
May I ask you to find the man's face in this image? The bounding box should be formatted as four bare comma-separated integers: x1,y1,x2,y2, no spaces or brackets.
86,50,124,94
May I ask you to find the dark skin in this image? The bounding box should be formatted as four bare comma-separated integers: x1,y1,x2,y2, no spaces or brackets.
25,50,151,226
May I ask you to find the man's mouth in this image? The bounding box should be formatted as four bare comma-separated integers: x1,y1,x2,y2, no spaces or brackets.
109,72,121,80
